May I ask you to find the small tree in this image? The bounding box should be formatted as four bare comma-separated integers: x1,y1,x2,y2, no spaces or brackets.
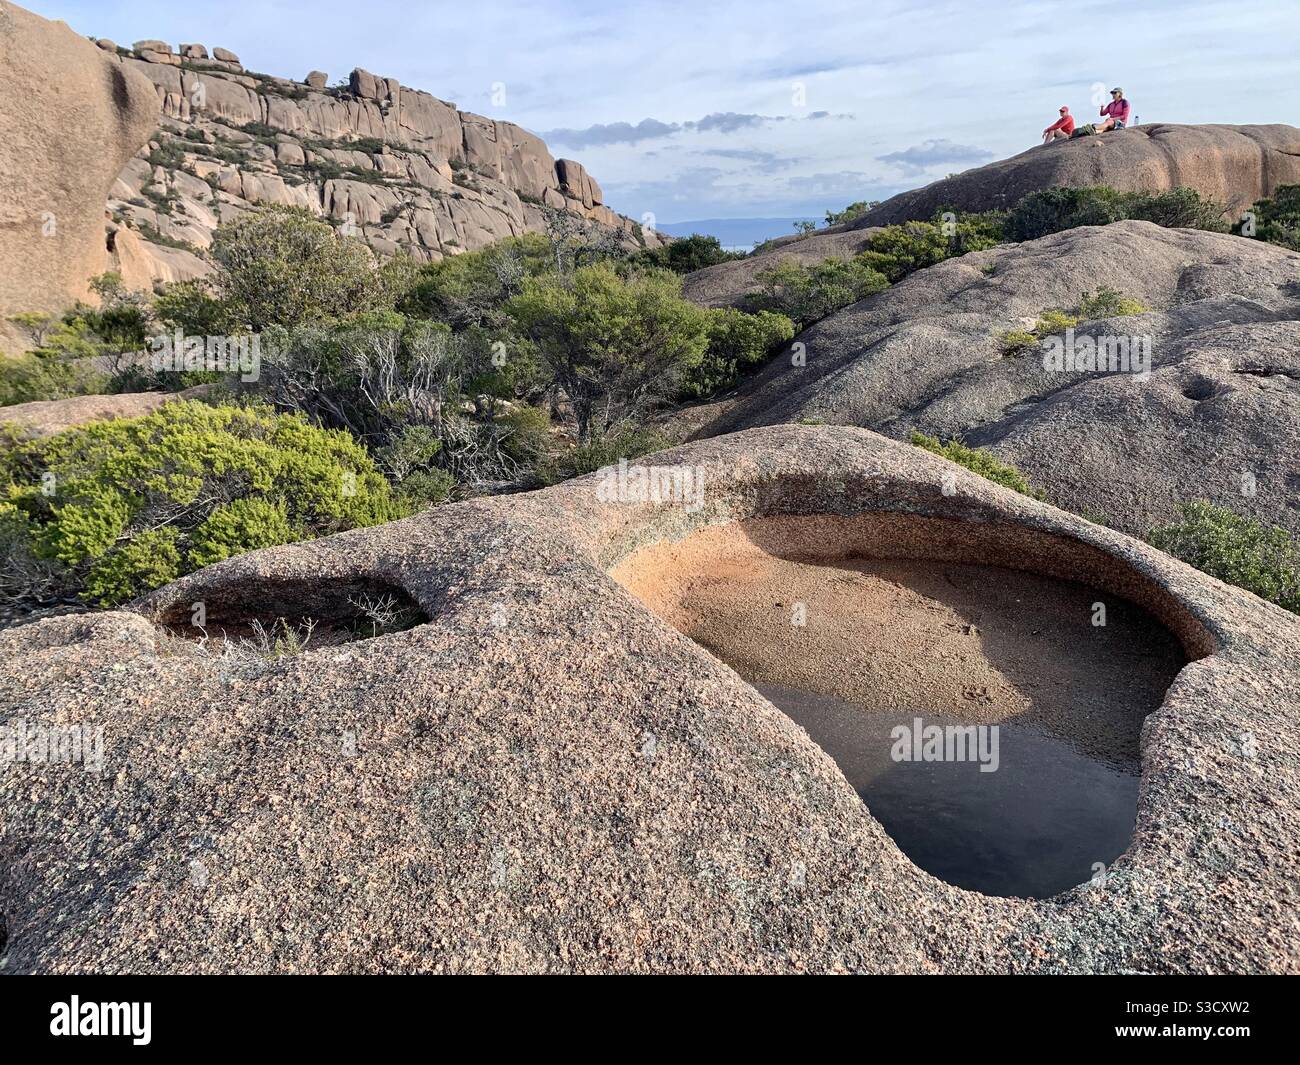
505,264,710,442
210,205,384,331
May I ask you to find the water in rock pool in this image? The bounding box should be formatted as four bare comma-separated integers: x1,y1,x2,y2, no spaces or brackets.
758,683,1141,899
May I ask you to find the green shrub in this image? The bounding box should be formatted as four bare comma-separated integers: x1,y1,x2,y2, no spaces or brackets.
1004,185,1227,242
374,425,456,507
505,263,711,442
532,425,668,486
847,211,1005,285
1148,501,1300,613
1125,186,1228,231
0,401,408,606
0,352,108,406
1235,183,1300,251
825,200,878,226
997,328,1039,357
750,256,888,326
400,233,553,330
680,308,796,399
209,205,386,330
910,431,1044,498
858,221,952,282
1034,309,1081,335
1077,286,1149,319
630,234,745,274
1004,186,1132,241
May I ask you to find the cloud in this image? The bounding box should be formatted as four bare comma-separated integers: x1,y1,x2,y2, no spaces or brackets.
540,117,680,148
606,166,903,221
542,110,851,147
876,139,994,176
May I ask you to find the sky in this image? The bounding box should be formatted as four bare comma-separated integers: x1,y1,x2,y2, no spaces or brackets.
27,0,1300,224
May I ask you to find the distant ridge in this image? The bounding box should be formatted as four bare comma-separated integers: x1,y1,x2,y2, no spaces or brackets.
655,217,814,250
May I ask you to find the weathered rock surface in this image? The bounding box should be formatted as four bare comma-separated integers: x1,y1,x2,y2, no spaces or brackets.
0,386,210,438
99,36,662,287
0,2,158,315
854,124,1300,228
1,425,1296,973
696,222,1300,537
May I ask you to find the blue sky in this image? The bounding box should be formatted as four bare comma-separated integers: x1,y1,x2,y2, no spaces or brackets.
29,0,1300,223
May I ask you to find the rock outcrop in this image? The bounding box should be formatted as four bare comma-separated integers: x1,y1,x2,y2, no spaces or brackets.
692,222,1300,537
99,36,662,288
681,224,881,308
854,124,1300,228
1,425,1296,973
0,386,210,438
0,2,158,315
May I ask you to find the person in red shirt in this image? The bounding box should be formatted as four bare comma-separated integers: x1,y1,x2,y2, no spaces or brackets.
1097,88,1132,132
1042,106,1075,143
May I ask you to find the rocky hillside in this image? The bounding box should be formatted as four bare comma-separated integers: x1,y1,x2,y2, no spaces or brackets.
853,123,1300,227
693,221,1300,537
97,37,663,288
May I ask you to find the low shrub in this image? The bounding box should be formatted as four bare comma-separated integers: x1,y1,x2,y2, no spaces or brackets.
680,308,796,399
910,431,1044,498
997,328,1039,357
1235,183,1300,251
1148,501,1300,613
859,212,1006,283
631,234,745,274
1004,185,1227,242
1077,285,1149,319
825,200,878,226
0,401,408,607
750,256,888,327
532,425,667,486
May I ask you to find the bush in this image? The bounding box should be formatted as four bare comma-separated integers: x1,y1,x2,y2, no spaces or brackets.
910,431,1044,498
1235,183,1300,251
632,234,744,274
0,352,108,407
505,264,711,442
209,205,386,331
1077,286,1149,319
997,328,1039,357
680,308,796,399
532,425,667,486
1125,187,1228,232
858,221,952,282
374,425,456,507
0,401,408,606
750,256,888,327
825,200,878,226
399,233,553,331
1004,186,1131,241
1034,309,1081,335
1004,185,1227,242
1148,501,1300,613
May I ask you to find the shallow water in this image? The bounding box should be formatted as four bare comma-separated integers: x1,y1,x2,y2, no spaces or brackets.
759,683,1141,899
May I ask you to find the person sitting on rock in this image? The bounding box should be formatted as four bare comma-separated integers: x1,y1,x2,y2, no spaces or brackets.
1097,88,1131,132
1042,106,1075,142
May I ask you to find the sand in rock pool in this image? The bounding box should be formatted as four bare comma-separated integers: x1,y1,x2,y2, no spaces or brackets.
611,518,1188,897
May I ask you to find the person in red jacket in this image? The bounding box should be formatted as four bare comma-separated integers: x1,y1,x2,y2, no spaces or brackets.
1042,106,1075,143
1097,88,1131,132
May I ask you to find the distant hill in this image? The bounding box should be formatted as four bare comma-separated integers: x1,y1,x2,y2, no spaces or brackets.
655,217,815,250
